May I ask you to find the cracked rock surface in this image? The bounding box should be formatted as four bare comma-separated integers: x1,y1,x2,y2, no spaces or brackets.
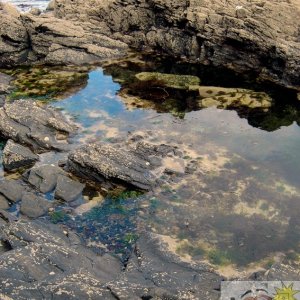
0,100,76,152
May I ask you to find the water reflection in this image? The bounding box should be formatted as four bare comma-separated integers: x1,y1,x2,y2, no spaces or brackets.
8,56,300,276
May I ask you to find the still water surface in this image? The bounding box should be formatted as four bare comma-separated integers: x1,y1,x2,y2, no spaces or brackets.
4,56,300,276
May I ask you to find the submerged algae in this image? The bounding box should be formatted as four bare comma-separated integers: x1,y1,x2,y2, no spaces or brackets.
2,66,89,100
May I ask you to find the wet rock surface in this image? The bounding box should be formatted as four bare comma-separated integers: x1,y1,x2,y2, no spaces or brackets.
0,100,76,152
3,140,39,171
0,218,224,299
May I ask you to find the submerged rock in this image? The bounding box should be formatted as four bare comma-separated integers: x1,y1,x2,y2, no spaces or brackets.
0,100,76,152
135,72,201,90
198,86,272,110
5,66,89,100
2,140,39,171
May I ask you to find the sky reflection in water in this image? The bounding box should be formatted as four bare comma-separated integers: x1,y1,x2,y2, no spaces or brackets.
52,67,300,274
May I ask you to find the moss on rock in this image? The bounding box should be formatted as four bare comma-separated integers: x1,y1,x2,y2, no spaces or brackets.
198,86,272,110
135,72,201,90
2,66,89,100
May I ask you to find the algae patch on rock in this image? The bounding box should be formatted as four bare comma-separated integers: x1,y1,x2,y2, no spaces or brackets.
135,72,201,90
3,66,89,100
198,86,272,110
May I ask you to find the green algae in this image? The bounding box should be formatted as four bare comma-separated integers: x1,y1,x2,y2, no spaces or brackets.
135,72,201,90
2,66,89,100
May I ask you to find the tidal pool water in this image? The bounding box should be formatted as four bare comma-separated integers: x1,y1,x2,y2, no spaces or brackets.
5,55,300,277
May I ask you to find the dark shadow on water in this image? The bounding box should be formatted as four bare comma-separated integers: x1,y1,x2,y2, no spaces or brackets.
103,55,300,132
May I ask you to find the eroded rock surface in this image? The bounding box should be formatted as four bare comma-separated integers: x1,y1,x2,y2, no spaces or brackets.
53,0,300,90
0,219,224,299
0,3,29,67
0,100,76,152
0,220,122,299
3,140,39,171
67,139,179,190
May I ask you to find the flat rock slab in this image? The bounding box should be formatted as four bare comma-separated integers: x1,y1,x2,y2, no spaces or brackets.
20,192,52,218
54,175,85,202
68,142,156,190
0,220,122,299
26,165,66,193
2,140,39,171
0,100,76,152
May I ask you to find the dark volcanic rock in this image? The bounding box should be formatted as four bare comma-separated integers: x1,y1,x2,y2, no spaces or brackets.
68,142,156,190
20,192,52,218
0,180,25,203
26,165,66,193
2,140,39,171
0,100,76,152
54,175,85,202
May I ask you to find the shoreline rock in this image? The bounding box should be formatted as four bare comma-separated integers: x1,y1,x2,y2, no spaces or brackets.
3,140,39,171
0,100,76,152
0,0,299,90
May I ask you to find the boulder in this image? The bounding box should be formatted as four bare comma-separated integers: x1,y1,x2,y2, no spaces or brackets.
29,7,41,16
0,3,29,67
0,73,12,95
0,180,26,203
68,139,180,190
2,140,39,171
68,142,156,190
26,165,66,193
0,100,76,152
54,175,85,202
20,192,52,218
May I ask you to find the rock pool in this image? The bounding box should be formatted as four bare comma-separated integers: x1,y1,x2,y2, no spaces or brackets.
4,54,300,278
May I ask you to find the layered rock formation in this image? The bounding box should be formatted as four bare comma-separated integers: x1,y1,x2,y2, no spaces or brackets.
53,0,300,90
0,0,299,90
0,100,76,152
